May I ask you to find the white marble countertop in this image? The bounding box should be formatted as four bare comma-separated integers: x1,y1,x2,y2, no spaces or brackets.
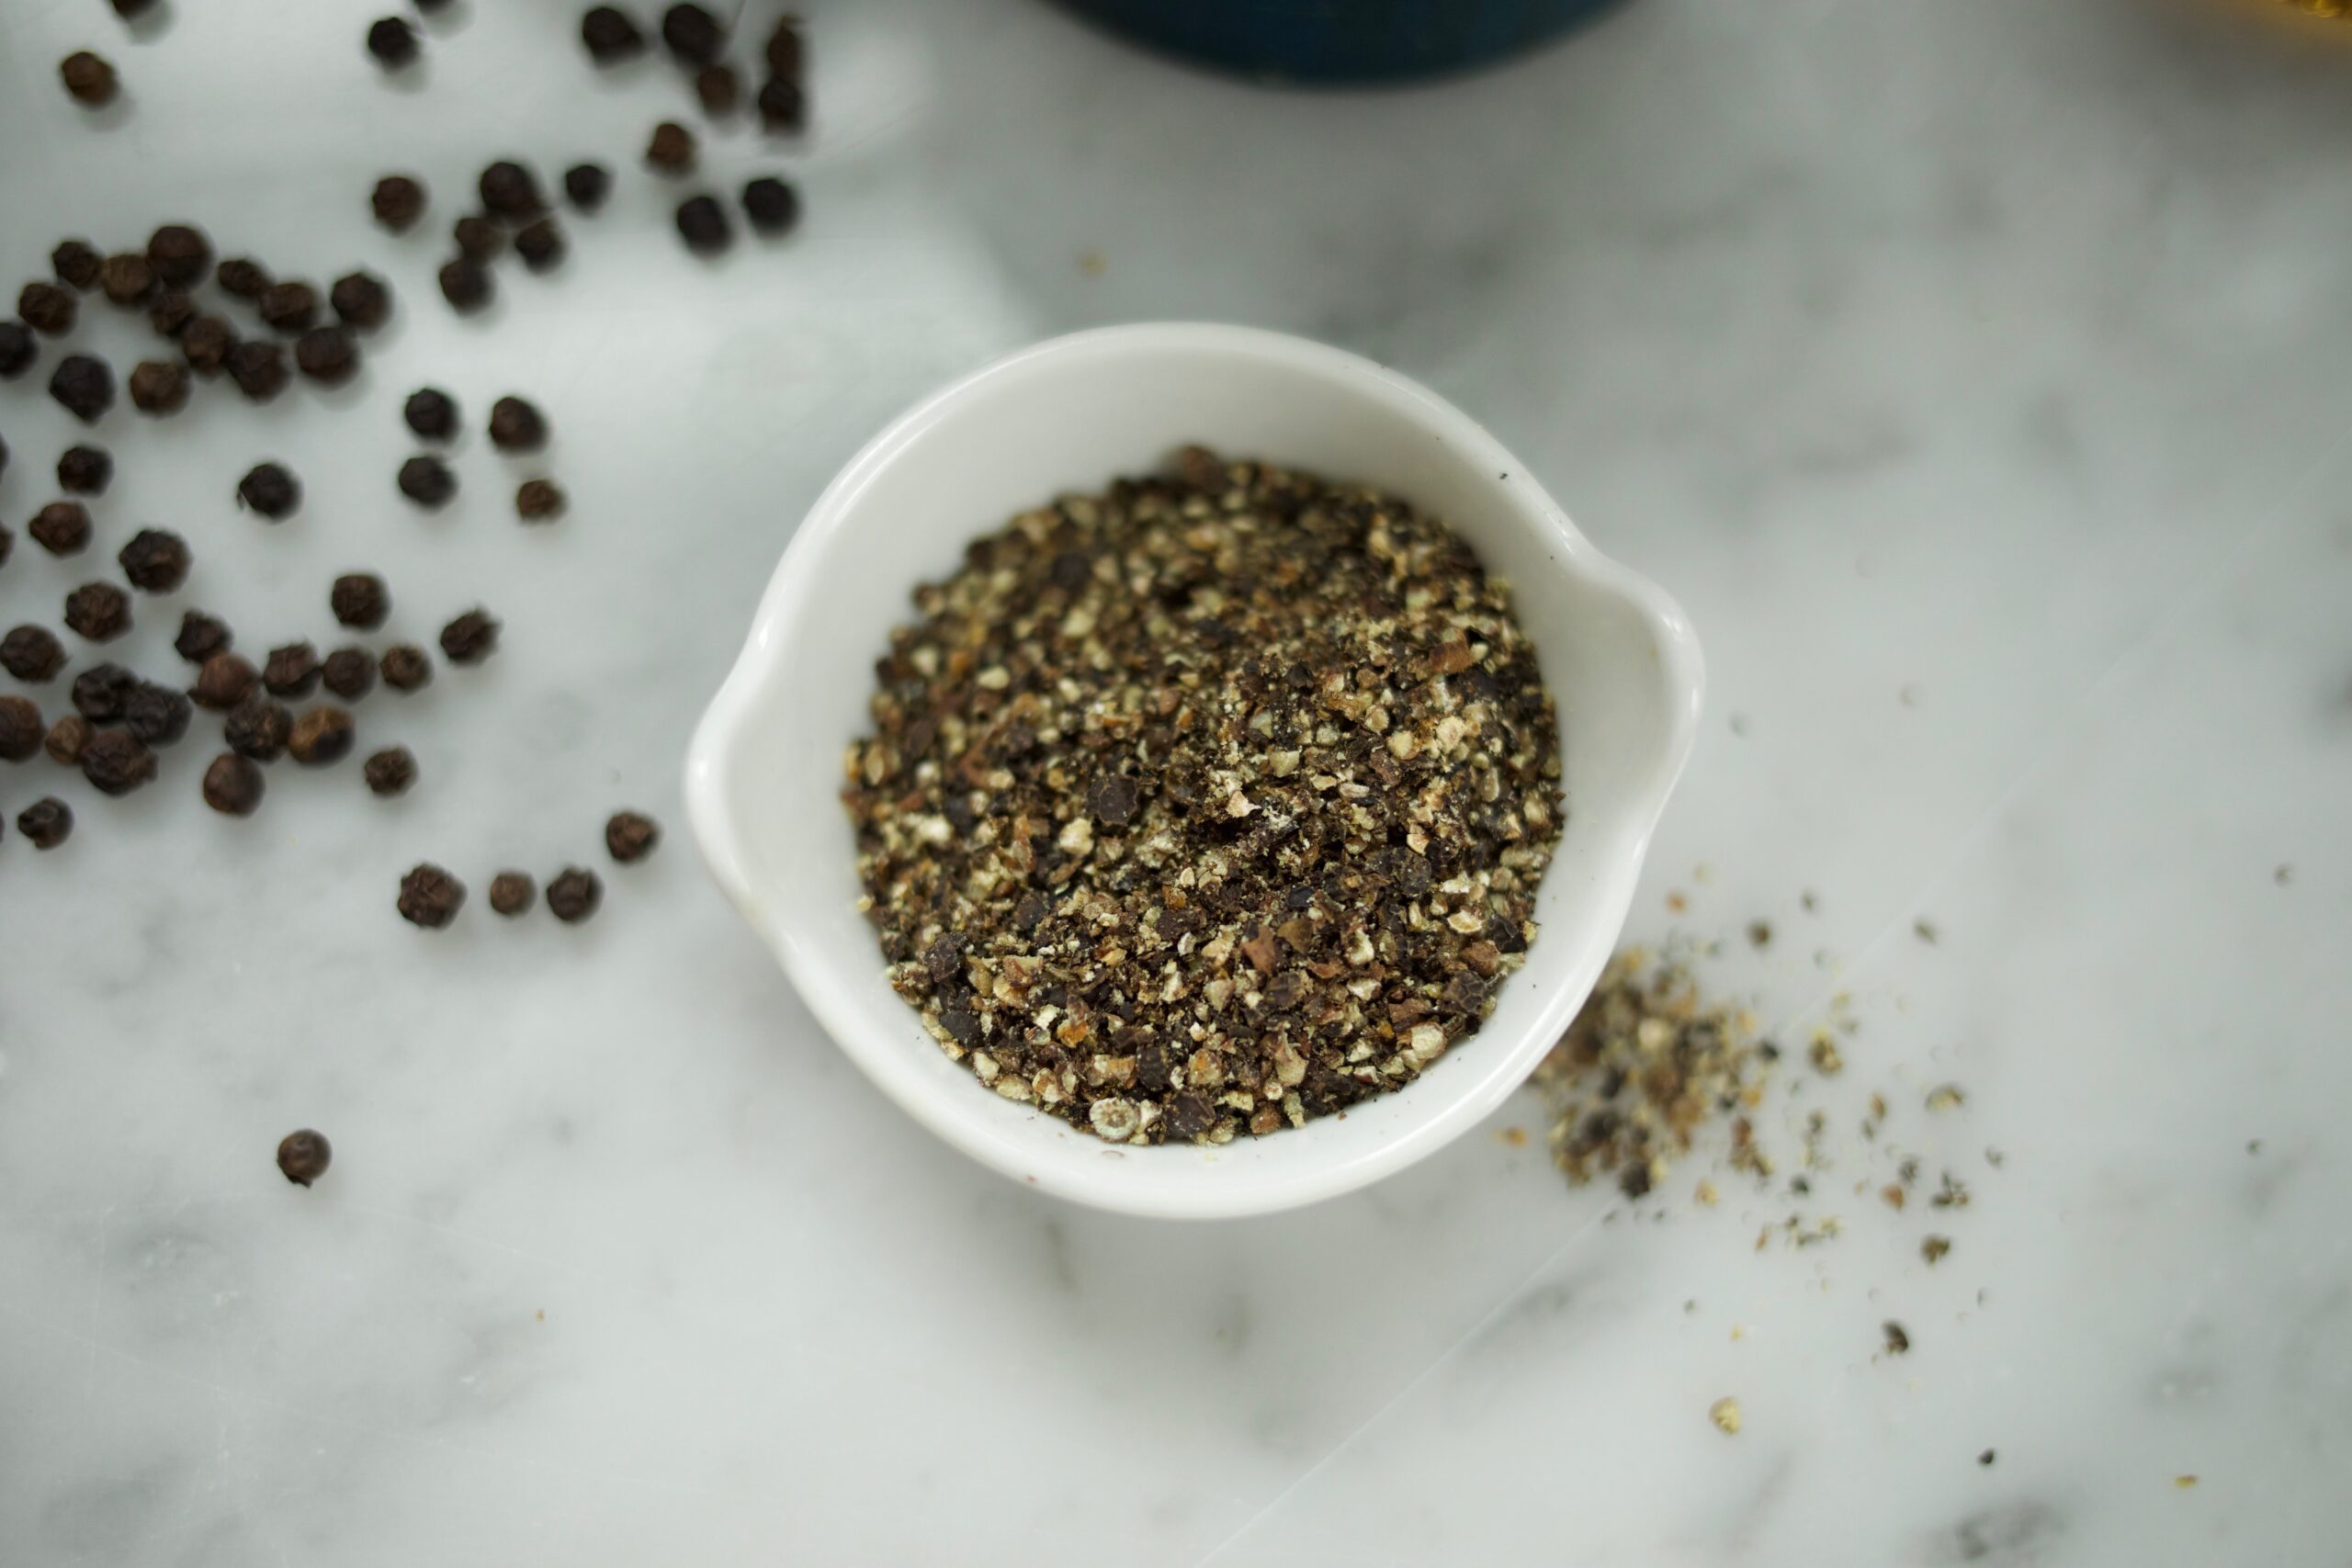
4,0,2349,1562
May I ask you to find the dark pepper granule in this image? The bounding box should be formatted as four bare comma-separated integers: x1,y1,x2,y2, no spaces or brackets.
581,6,645,62
605,810,661,863
288,705,356,765
50,354,114,423
225,341,289,401
330,574,390,630
402,387,458,441
190,652,257,711
147,223,211,288
72,663,139,722
238,461,300,519
224,696,292,761
45,713,92,764
175,611,232,663
366,16,420,69
437,257,492,313
19,282,77,336
262,641,320,697
479,160,544,220
203,751,265,815
397,456,457,508
546,867,603,922
31,502,93,557
695,62,740,116
438,609,498,664
674,195,731,253
489,872,536,915
362,746,417,796
0,520,14,568
126,360,189,415
148,290,198,336
118,528,192,592
398,863,465,928
515,479,566,522
294,326,359,384
331,271,391,330
321,648,375,701
487,396,547,451
17,798,72,851
563,163,611,212
741,176,800,235
0,322,37,379
764,16,803,78
276,1129,331,1187
514,219,565,272
379,644,432,692
180,316,237,376
258,280,319,333
52,240,103,291
661,3,725,63
453,215,504,259
757,75,805,134
1,626,67,682
100,254,153,306
82,727,156,795
122,682,191,745
61,52,119,107
215,256,272,299
370,175,427,232
0,696,41,761
646,120,696,174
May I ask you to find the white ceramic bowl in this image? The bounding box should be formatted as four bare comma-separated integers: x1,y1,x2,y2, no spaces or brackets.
685,324,1702,1219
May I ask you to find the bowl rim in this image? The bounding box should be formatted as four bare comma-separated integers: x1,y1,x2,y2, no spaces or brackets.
684,321,1704,1219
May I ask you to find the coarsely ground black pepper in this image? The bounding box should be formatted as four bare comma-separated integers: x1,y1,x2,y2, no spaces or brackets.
2,626,67,682
563,163,611,212
515,479,565,521
403,388,458,441
57,446,112,494
258,281,319,333
277,1129,331,1186
181,316,236,377
62,51,119,107
148,292,198,336
239,462,300,518
190,652,256,710
175,610,231,663
65,582,131,641
216,256,271,299
582,5,645,61
379,645,431,692
331,573,390,629
398,456,457,508
263,641,320,697
0,696,42,761
72,663,138,722
486,396,546,450
31,502,92,557
45,714,91,764
321,648,375,701
17,798,72,850
605,810,660,862
147,223,210,288
398,863,464,927
479,161,544,220
675,195,730,252
119,528,191,591
20,282,77,336
54,240,103,291
225,696,291,761
82,727,155,795
363,746,416,796
438,609,497,664
122,682,189,745
647,120,696,174
490,872,536,915
225,341,288,400
100,254,153,305
127,360,188,414
288,705,355,765
202,752,263,815
547,866,602,922
843,451,1565,1145
294,326,358,384
741,176,799,235
367,17,420,70
371,175,426,232
51,354,113,423
438,257,492,312
514,219,565,272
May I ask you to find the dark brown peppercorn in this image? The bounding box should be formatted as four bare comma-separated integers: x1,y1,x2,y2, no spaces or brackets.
238,461,300,518
114,0,162,17
367,16,420,69
363,746,417,796
515,479,566,522
605,810,661,863
52,240,103,291
215,256,271,299
0,696,41,761
563,163,611,212
19,282,77,336
0,518,11,569
547,867,603,922
82,728,156,795
646,120,696,174
437,257,492,313
174,611,231,663
695,63,740,116
331,574,390,630
148,290,198,337
262,641,320,698
489,871,536,915
1,626,67,682
487,396,547,451
398,863,466,928
662,3,724,63
147,223,210,288
17,798,72,850
675,194,731,252
765,15,803,78
288,705,356,765
62,52,119,107
582,6,645,62
180,316,237,377
45,714,92,764
257,280,319,333
294,326,358,384
479,160,544,220
277,1130,331,1186
122,682,190,745
31,502,93,557
453,214,503,260
757,75,805,133
397,456,457,509
72,663,138,722
224,696,292,761
118,528,191,592
514,219,565,272
99,254,153,306
330,271,390,330
56,446,111,495
126,360,188,415
370,175,426,232
203,751,263,814
741,176,800,235
50,354,114,423
379,645,432,691
438,609,499,665
190,652,257,711
321,648,376,701
0,322,37,381
225,341,288,401
1165,1092,1216,1143
402,387,458,440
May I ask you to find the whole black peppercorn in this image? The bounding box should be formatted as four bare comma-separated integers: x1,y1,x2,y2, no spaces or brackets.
224,696,292,761
263,641,320,698
277,1129,332,1186
61,51,119,107
397,456,457,509
181,316,237,377
547,866,603,923
215,256,271,299
19,282,77,336
605,810,661,863
515,479,566,522
398,863,466,928
379,645,432,692
363,746,417,796
113,0,161,17
402,387,458,441
127,360,189,415
437,257,492,313
764,16,803,79
479,161,545,220
0,519,12,568
57,446,113,494
64,583,131,642
366,16,420,69
288,705,356,765
489,871,536,915
118,528,192,592
439,609,499,665
0,323,35,387
757,75,805,133
190,652,257,711
17,797,73,851
581,6,646,62
695,62,740,117
175,611,232,664
646,120,696,175
257,281,319,333
46,713,92,764
741,176,800,235
294,326,358,384
224,341,288,401
50,354,114,423
202,751,265,815
331,271,391,330
331,573,390,629
370,175,427,232
72,663,139,722
238,461,301,519
122,682,191,745
514,219,565,272
147,223,211,288
661,3,724,64
1,626,67,682
453,215,503,260
321,648,375,700
148,290,198,336
31,502,93,557
82,727,156,795
487,396,548,451
0,696,41,761
100,254,153,306
53,240,103,291
674,194,731,253
563,162,611,212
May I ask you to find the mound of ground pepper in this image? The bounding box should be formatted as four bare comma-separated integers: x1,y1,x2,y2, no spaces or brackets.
842,449,1564,1146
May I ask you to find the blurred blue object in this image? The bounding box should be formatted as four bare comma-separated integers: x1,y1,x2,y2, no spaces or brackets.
1053,0,1629,84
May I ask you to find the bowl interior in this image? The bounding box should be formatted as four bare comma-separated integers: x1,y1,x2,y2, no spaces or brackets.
693,326,1699,1217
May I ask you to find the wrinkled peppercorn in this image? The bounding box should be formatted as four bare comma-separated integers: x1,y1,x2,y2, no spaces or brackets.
56,446,112,494
479,160,544,220
225,341,288,401
363,746,417,796
52,240,103,291
370,175,426,232
757,75,805,133
224,695,291,761
695,62,740,116
122,682,190,745
288,705,355,765
72,664,138,722
190,652,256,710
398,863,465,927
202,751,264,814
64,583,130,641
646,120,696,174
0,696,41,761
331,271,390,329
397,456,457,509
581,6,645,62
82,727,155,794
547,866,602,922
1,626,66,682
0,322,37,379
514,219,565,272
437,257,492,312
764,15,803,78
605,810,661,863
181,316,236,377
31,502,93,557
146,223,210,287
215,256,271,299
674,195,731,253
563,162,611,212
330,574,390,629
515,479,566,522
175,611,231,663
366,16,420,69
62,52,119,107
19,282,76,336
321,648,375,700
258,280,319,333
294,326,357,384
741,176,800,235
263,641,320,697
100,254,153,305
438,609,498,664
453,214,503,260
489,871,536,915
17,798,72,850
402,387,458,441
487,396,547,451
45,713,92,764
379,644,432,691
148,290,197,336
277,1129,331,1186
662,3,723,62
118,528,191,592
50,355,114,423
126,360,188,415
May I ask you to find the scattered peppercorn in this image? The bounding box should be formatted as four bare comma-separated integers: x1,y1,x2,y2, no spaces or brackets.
203,751,264,814
99,254,153,306
224,341,289,400
17,798,72,850
148,290,198,336
695,62,740,116
52,240,103,291
294,326,358,384
180,316,237,377
437,257,492,313
56,446,112,495
489,872,536,915
321,648,376,701
479,160,544,220
174,610,231,663
741,176,800,235
515,479,566,522
19,282,77,336
674,194,731,252
288,705,356,765
371,175,427,232
256,280,319,333
487,396,547,451
277,1129,331,1186
71,663,138,722
398,863,466,927
0,518,12,567
262,641,320,698
563,162,611,212
0,322,38,379
50,354,114,423
514,219,565,272
122,682,190,745
224,696,291,761
328,270,390,331
126,359,189,415
330,573,390,630
765,14,804,76
581,6,646,62
438,609,498,664
44,713,92,764
81,727,156,795
605,810,661,863
546,866,602,922
118,528,191,592
397,456,457,509
146,223,210,287
402,387,458,441
366,16,420,69
646,120,696,174
61,51,119,107
363,746,417,796
662,3,724,62
379,645,432,692
757,75,805,133
0,696,42,761
190,652,257,711
238,461,300,519
216,256,271,299
1,626,67,682
452,214,504,260
31,502,93,557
